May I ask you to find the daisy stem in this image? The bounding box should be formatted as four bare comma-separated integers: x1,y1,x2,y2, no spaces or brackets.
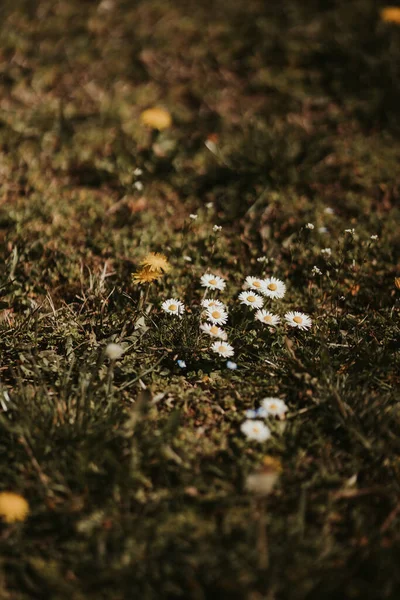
138,283,151,314
256,498,269,569
106,360,115,397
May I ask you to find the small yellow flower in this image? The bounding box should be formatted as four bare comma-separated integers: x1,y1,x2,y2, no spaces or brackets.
132,267,161,284
262,455,283,473
140,252,170,273
0,492,29,523
395,277,400,289
381,7,400,24
140,107,172,130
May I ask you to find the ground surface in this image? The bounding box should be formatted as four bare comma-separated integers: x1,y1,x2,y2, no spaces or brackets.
0,0,400,598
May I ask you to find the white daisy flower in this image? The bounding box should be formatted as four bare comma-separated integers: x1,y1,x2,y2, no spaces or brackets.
200,273,226,291
238,291,264,309
311,266,322,276
206,307,228,325
213,225,222,232
305,223,314,230
201,298,226,310
321,247,332,257
255,310,280,327
324,207,334,215
370,235,378,240
262,277,286,299
244,276,266,292
240,420,271,442
261,398,288,419
344,228,355,235
161,298,185,316
284,311,312,330
189,214,198,220
210,341,234,358
200,323,227,340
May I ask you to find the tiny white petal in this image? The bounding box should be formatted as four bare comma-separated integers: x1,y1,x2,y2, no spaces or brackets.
105,343,124,360
226,361,237,370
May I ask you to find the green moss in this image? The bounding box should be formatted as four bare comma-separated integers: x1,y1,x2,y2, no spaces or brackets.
0,0,400,598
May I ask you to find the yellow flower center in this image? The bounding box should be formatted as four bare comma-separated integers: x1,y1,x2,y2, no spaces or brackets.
210,326,219,335
218,345,225,352
269,403,277,410
212,310,221,319
253,281,261,287
169,304,177,311
209,279,217,285
248,295,256,302
268,283,277,291
264,315,272,323
293,316,303,324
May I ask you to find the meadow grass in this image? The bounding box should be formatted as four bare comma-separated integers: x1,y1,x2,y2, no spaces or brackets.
0,0,400,598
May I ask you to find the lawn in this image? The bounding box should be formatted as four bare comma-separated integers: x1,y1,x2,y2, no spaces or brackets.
0,0,400,598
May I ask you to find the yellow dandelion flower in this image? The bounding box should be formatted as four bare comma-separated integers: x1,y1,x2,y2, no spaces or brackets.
381,7,400,24
132,267,161,284
140,107,172,130
140,252,170,273
395,277,400,289
0,492,29,523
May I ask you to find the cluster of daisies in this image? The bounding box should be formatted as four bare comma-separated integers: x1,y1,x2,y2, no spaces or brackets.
162,273,234,358
241,397,288,442
161,272,312,360
238,275,312,331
